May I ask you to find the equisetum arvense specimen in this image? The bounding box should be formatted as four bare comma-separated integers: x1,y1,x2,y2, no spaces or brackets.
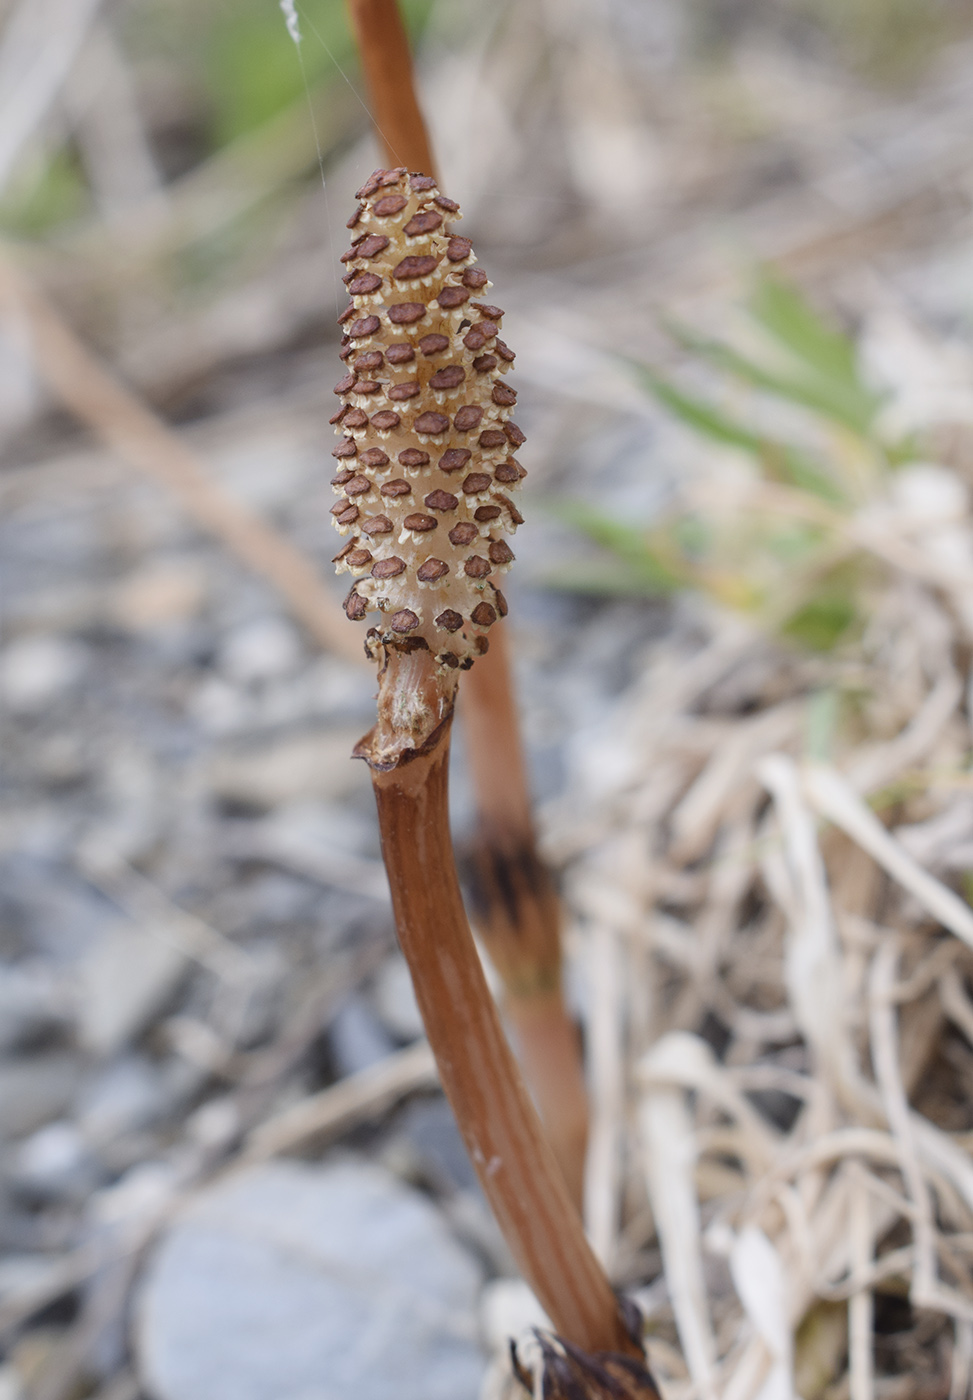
344,0,589,1215
330,168,660,1391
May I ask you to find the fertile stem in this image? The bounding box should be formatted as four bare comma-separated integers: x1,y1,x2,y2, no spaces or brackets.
358,653,637,1356
345,0,589,1206
346,0,435,175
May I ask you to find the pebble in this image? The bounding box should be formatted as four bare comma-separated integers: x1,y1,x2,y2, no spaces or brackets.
205,730,369,808
218,618,302,684
0,964,66,1052
0,636,85,713
0,1054,81,1142
0,1368,24,1400
10,1121,97,1201
328,994,395,1076
110,562,207,633
77,1056,168,1145
188,676,250,735
76,925,189,1056
372,954,424,1043
135,1158,485,1400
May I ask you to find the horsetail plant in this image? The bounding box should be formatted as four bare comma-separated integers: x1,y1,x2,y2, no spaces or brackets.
345,0,589,1211
332,167,659,1395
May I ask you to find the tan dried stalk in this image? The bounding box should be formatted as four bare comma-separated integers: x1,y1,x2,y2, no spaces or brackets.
0,257,360,663
345,0,589,1209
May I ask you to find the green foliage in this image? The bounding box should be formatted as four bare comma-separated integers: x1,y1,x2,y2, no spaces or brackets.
804,688,841,761
203,0,348,146
556,272,905,656
749,270,858,387
636,365,848,504
5,0,437,240
0,148,89,237
551,501,684,595
202,0,434,147
780,585,857,652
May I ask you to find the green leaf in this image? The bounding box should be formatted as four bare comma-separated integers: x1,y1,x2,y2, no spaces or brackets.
202,0,434,147
804,688,840,760
542,562,671,598
633,366,848,504
0,147,89,236
635,367,766,454
780,590,856,652
750,269,858,385
667,322,882,438
548,500,683,593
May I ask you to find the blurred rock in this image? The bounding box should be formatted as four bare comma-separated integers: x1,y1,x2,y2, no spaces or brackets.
9,1121,98,1201
77,926,189,1056
77,1056,168,1145
0,636,86,713
0,1363,26,1400
218,617,301,683
111,562,207,632
0,964,67,1052
0,1055,81,1142
76,746,165,871
205,730,369,808
135,1159,485,1400
395,1097,479,1195
328,994,395,1077
0,856,115,962
0,1254,68,1307
35,733,90,789
372,954,423,1043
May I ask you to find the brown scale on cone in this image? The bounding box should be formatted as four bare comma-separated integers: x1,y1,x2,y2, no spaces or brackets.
331,169,522,673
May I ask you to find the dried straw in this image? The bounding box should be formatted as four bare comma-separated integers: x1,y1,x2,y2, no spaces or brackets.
491,370,973,1395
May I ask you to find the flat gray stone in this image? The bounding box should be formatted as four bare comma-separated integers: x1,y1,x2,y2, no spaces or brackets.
135,1159,485,1400
0,964,66,1052
0,1054,81,1141
76,925,188,1056
328,995,395,1077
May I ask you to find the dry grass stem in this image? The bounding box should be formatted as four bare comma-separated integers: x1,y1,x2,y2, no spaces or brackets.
0,257,361,660
530,424,973,1393
242,1040,438,1163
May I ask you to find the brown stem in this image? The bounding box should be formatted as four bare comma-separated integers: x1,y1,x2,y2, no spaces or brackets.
358,653,637,1357
346,0,590,1207
463,632,589,1207
346,0,436,174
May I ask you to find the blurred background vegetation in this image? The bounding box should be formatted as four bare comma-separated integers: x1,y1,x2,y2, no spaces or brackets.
4,2,973,1394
